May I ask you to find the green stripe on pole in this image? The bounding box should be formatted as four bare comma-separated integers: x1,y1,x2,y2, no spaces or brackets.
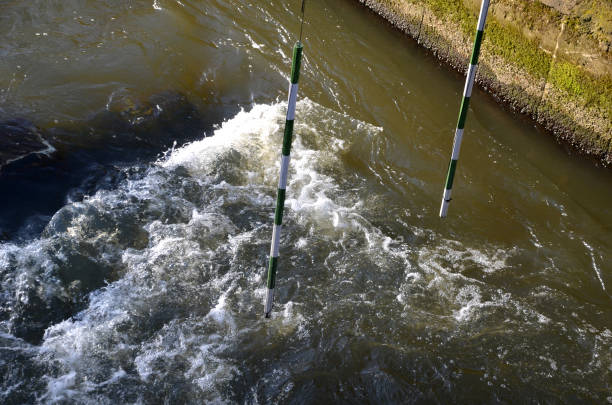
456,96,471,129
291,43,303,84
444,159,458,190
282,120,294,156
267,256,278,289
439,0,489,218
266,0,307,318
274,189,286,225
469,30,484,65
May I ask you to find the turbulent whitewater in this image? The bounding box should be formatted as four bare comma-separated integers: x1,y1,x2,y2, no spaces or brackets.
0,0,611,403
1,101,609,403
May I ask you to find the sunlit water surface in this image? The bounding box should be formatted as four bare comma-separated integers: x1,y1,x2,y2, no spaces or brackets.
0,0,610,403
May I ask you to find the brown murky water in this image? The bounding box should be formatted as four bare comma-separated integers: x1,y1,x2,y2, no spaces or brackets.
0,0,610,403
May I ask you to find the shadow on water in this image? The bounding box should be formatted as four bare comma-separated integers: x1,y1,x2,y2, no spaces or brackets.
0,92,239,242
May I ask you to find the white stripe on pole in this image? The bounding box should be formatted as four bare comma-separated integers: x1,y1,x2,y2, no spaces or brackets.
451,129,464,159
286,84,299,121
265,288,275,314
477,0,490,30
464,65,477,97
270,224,282,257
443,188,452,201
440,189,452,217
278,155,291,189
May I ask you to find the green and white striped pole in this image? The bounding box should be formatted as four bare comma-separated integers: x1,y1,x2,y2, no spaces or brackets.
439,0,490,218
265,2,305,318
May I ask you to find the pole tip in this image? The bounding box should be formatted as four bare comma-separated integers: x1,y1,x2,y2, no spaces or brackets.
440,196,451,218
439,201,449,218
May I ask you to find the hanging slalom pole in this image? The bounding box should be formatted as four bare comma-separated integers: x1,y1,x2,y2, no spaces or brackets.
265,0,306,318
439,0,490,218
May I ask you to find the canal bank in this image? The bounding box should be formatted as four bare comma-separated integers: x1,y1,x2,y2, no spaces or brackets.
356,0,612,165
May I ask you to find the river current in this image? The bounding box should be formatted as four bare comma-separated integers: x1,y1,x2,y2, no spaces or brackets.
0,0,610,403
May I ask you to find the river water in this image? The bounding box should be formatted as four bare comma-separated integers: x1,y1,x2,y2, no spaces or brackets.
0,0,610,403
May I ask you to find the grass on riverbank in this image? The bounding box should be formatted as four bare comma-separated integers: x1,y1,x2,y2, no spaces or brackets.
385,0,612,124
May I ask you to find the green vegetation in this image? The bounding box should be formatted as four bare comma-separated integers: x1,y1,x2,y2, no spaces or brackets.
418,0,476,36
377,0,611,134
367,0,612,159
421,0,610,111
485,20,551,79
549,60,612,114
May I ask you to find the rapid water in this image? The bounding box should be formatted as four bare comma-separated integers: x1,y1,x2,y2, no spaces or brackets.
1,0,610,403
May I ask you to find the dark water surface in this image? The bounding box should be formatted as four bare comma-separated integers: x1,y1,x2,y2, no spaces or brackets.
0,0,610,403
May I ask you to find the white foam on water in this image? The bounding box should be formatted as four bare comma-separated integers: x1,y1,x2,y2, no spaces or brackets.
1,99,608,402
41,371,78,403
0,240,66,326
0,100,384,402
393,239,560,328
3,132,57,167
244,32,264,50
582,239,608,296
453,285,485,322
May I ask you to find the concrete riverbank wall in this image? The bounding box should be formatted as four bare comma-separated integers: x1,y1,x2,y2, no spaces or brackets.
356,0,612,165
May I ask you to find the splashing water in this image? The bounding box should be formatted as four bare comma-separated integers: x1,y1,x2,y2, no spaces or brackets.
0,0,611,403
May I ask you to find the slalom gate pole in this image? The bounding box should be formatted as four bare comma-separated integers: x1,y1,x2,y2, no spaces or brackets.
439,0,490,218
265,0,306,318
